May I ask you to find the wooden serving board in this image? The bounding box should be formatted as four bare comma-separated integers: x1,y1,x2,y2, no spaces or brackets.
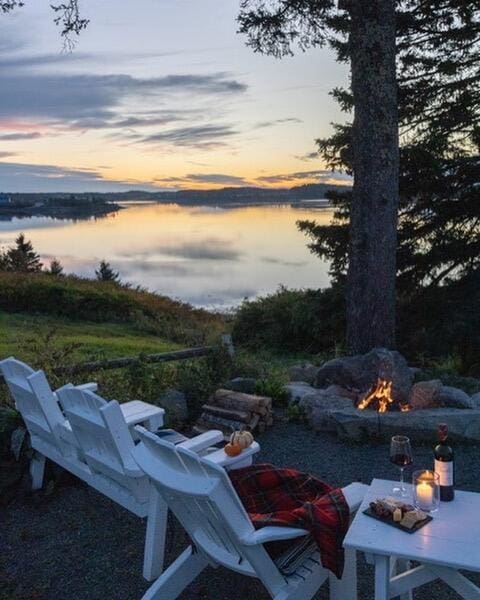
363,507,433,534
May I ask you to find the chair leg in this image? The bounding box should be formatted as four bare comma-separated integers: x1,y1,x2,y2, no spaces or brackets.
30,452,46,490
329,547,357,600
142,546,208,600
143,489,168,581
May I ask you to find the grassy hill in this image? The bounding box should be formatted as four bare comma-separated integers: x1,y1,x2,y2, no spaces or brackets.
0,272,224,349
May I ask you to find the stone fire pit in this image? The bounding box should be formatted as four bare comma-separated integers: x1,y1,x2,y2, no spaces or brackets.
287,348,480,442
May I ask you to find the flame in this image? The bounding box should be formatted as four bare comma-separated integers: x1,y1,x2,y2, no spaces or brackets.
357,378,394,413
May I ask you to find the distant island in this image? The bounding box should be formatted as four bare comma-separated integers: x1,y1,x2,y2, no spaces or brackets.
0,182,350,220
100,182,350,206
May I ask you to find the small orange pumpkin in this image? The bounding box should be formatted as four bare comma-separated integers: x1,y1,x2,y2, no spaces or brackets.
224,443,242,457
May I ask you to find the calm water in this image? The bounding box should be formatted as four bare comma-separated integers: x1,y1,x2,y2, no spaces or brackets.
0,202,333,309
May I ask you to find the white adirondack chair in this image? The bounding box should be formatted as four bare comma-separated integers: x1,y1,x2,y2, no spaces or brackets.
133,427,368,600
0,357,165,438
0,358,98,489
55,385,258,581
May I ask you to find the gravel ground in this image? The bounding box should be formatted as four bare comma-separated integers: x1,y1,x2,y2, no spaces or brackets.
2,422,480,600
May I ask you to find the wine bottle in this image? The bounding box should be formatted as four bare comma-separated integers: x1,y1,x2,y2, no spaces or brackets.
434,423,455,501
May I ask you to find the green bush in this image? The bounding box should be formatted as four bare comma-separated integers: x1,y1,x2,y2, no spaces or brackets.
232,286,345,354
255,376,290,407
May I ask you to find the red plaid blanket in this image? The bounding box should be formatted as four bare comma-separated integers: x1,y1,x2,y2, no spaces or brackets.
229,463,349,579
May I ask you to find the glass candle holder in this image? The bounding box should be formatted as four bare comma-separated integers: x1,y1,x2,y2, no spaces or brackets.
413,470,440,512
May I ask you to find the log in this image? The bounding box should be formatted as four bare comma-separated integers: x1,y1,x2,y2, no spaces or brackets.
201,404,251,424
212,389,271,415
198,414,247,432
54,347,215,375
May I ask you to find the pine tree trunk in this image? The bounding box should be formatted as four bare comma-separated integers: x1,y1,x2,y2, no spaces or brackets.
346,0,399,354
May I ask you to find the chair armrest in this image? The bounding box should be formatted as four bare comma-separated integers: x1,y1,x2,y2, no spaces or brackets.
342,482,369,513
240,526,309,546
178,430,224,453
203,441,260,470
75,382,98,392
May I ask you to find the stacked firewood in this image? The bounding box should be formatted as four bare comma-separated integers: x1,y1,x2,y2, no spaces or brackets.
193,388,273,439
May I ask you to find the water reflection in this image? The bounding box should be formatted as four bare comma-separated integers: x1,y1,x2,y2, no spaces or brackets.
0,203,333,308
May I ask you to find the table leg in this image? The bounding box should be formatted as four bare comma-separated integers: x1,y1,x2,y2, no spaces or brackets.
396,558,413,600
145,413,163,432
374,555,390,600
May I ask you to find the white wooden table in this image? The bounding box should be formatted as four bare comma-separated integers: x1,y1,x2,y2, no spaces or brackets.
120,400,165,431
344,478,480,600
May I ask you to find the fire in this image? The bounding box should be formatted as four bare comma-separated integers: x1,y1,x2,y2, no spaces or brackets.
357,378,412,412
357,378,394,413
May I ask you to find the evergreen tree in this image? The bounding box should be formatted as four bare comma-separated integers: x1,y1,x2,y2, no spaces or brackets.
239,0,399,352
48,258,64,276
239,0,479,352
4,234,43,273
95,260,120,283
298,2,480,296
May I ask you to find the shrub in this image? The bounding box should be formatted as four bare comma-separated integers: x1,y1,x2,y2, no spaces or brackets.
232,286,345,354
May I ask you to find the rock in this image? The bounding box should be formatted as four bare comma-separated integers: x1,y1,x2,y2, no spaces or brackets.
435,386,474,409
224,377,257,394
158,389,188,424
307,406,480,442
324,384,359,402
288,363,320,385
471,393,480,409
408,380,442,410
299,391,353,420
313,347,413,404
284,382,317,405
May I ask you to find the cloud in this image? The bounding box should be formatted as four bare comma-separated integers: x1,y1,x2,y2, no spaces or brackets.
261,257,308,267
155,173,248,186
0,152,17,159
120,238,241,261
0,132,42,141
295,151,319,161
138,124,238,149
254,117,302,129
255,169,352,185
0,160,157,193
162,240,241,260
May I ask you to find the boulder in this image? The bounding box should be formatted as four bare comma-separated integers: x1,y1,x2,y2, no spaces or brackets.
308,406,480,442
471,393,480,409
158,389,188,424
435,386,474,409
288,363,320,385
284,382,317,405
299,390,353,420
224,377,257,394
313,347,413,404
324,384,359,402
408,380,442,410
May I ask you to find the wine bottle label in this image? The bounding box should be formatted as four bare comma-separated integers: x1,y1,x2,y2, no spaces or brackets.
435,459,453,486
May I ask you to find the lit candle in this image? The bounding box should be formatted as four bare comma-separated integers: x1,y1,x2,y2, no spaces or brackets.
416,479,434,509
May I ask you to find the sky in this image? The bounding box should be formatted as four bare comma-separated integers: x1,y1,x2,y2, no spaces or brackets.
0,1,350,192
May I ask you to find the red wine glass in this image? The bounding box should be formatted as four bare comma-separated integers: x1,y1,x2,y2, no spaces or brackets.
390,435,413,496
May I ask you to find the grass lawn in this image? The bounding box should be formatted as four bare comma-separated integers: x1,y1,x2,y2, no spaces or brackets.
0,312,181,364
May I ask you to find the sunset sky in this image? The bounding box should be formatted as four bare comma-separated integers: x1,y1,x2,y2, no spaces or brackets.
0,1,350,192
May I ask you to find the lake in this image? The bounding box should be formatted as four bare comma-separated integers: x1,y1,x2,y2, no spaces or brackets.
0,202,333,309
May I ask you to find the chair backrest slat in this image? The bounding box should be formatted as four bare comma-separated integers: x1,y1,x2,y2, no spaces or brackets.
0,358,65,451
57,387,144,487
